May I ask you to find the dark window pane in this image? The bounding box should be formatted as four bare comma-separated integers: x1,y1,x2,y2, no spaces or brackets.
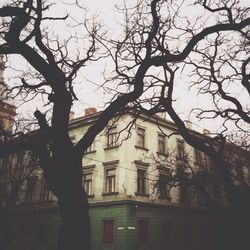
106,169,116,193
137,169,146,193
158,134,165,153
25,176,38,203
137,128,145,148
57,225,63,250
83,173,92,196
107,127,117,147
38,223,47,245
177,141,185,159
103,220,114,244
138,219,148,243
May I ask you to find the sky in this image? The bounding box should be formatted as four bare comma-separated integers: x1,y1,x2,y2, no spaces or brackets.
1,0,249,135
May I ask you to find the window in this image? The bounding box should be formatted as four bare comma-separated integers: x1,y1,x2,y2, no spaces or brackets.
158,134,166,154
138,219,148,243
38,223,48,246
70,136,76,143
83,173,92,196
40,177,50,202
85,142,94,153
177,140,185,159
57,225,64,250
158,174,170,199
195,149,203,166
25,176,37,203
105,169,116,193
3,226,13,247
103,220,114,244
137,127,145,148
180,180,190,203
137,169,146,194
162,220,171,244
107,127,117,148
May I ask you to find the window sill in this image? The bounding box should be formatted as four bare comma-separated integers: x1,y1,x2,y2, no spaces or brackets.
104,145,119,150
158,196,171,200
157,151,169,157
88,194,94,198
134,192,149,197
102,192,119,196
84,150,96,155
135,146,149,151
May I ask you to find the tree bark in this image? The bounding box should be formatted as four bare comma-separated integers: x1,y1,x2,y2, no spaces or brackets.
45,152,91,250
58,189,90,250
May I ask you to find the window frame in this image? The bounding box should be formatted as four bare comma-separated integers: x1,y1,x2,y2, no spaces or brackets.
85,141,95,153
38,223,48,246
25,176,38,204
105,168,116,193
82,164,95,197
158,133,166,154
136,127,146,149
194,149,203,166
176,139,185,160
83,173,93,196
103,219,115,244
134,161,149,196
137,169,146,194
40,177,50,202
138,218,149,243
158,174,171,199
106,126,118,148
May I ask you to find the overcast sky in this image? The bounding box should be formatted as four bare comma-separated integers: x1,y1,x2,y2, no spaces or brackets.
1,0,249,135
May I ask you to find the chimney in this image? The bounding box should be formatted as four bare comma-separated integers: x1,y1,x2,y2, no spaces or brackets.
203,128,210,136
185,120,192,129
85,107,97,117
69,111,75,121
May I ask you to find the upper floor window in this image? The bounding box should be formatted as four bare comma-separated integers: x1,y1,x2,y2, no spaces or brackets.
137,127,145,148
137,169,146,194
70,136,76,144
158,174,170,199
107,127,117,148
83,173,93,196
25,176,38,203
40,177,50,202
158,134,166,154
85,142,95,153
195,149,203,166
179,174,190,203
105,169,116,193
177,140,185,159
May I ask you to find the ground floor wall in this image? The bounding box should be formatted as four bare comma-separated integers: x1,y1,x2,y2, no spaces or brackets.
0,201,220,250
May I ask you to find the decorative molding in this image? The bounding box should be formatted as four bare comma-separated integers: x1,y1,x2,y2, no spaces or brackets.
82,164,96,170
134,160,150,167
103,160,119,166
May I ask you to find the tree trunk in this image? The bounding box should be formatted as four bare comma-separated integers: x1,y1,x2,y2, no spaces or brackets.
58,188,90,250
218,189,250,250
47,153,91,250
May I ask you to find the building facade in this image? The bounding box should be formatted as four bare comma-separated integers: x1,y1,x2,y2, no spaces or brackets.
0,108,224,250
0,55,16,134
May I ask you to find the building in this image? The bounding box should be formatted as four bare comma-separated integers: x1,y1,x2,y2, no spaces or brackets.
0,55,16,134
0,106,224,250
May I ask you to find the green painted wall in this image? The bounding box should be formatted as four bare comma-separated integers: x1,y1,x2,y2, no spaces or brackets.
0,201,219,250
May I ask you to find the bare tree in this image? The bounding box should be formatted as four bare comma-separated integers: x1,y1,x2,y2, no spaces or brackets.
98,0,250,249
0,0,249,249
0,150,39,207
